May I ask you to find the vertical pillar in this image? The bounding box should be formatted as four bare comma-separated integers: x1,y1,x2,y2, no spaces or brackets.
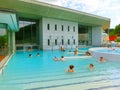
7,31,15,54
7,31,11,54
92,26,102,46
88,27,92,45
11,32,15,52
38,19,43,50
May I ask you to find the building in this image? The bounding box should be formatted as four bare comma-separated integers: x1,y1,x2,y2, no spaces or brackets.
0,0,110,52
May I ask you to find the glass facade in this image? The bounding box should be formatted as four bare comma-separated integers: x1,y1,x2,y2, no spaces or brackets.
15,18,39,50
15,18,92,50
78,25,92,46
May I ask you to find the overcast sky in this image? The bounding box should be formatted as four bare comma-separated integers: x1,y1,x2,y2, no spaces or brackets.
37,0,120,28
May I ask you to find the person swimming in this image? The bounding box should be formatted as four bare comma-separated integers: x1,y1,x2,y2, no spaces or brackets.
74,46,78,55
53,56,58,61
99,57,106,62
29,54,32,58
27,47,31,51
61,56,65,61
89,64,94,71
67,65,75,72
37,53,40,57
85,51,91,56
60,46,66,51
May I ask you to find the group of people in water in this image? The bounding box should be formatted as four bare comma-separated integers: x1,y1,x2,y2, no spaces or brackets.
29,53,40,58
53,56,65,61
28,46,106,73
61,46,92,56
89,56,106,71
61,46,106,72
27,47,41,58
66,56,106,73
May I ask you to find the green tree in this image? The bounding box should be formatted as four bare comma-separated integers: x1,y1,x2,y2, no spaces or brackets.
109,29,116,36
0,35,8,46
114,24,120,34
115,38,120,42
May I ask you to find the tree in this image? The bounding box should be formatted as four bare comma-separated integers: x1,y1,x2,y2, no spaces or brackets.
0,35,8,47
109,29,115,36
104,28,114,34
114,24,120,34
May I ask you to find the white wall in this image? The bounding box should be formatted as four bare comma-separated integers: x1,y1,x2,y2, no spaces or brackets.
42,18,78,50
92,26,102,46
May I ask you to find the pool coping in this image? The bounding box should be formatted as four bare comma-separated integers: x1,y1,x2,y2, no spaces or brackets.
89,47,120,61
0,53,14,74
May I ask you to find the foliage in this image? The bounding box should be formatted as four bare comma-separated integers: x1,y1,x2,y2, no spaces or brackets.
105,28,114,34
108,24,120,36
115,37,120,42
109,29,116,36
0,35,8,46
114,24,120,34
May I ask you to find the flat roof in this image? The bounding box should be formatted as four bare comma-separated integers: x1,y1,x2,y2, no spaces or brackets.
0,0,110,30
0,11,19,31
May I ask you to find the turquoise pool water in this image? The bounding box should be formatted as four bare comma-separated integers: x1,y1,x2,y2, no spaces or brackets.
97,48,120,54
1,48,120,90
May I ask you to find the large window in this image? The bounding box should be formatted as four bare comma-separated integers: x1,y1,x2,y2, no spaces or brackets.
55,24,57,31
62,25,64,31
68,26,70,31
47,24,50,30
68,39,70,45
73,39,75,45
15,18,39,45
55,39,57,45
78,25,92,45
73,26,75,32
48,39,50,46
62,39,64,45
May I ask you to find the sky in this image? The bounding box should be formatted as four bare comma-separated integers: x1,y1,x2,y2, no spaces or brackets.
37,0,120,28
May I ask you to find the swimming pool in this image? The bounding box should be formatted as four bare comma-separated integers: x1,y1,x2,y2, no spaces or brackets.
89,47,120,61
1,48,120,90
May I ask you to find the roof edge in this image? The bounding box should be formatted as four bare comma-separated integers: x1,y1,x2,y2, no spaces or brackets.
21,0,110,21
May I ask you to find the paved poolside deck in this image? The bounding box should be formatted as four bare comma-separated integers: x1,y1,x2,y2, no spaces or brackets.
0,55,5,62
